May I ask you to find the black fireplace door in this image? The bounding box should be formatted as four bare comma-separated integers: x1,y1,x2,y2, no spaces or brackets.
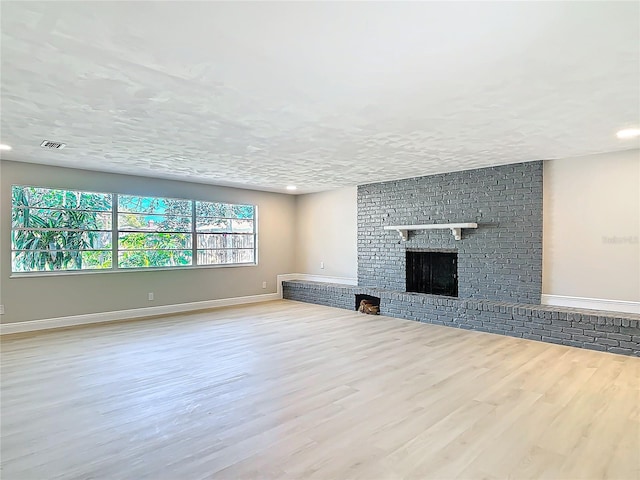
406,251,457,297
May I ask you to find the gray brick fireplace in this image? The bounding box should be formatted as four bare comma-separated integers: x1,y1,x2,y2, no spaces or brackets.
358,161,542,303
284,162,640,356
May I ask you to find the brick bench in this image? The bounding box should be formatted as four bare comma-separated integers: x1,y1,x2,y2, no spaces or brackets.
282,280,640,357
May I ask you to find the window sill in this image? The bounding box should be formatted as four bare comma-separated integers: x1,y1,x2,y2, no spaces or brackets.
9,262,258,278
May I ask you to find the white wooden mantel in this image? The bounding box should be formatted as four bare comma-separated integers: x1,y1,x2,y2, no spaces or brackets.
384,223,478,241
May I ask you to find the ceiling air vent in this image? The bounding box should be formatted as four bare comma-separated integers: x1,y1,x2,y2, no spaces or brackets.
40,140,66,149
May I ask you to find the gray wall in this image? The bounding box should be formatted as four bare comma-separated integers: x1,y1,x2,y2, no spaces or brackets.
358,161,543,304
0,160,296,323
295,186,358,278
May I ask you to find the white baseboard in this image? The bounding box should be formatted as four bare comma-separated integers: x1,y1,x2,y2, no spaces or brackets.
0,293,280,335
276,273,358,298
6,283,633,335
1,272,358,335
541,294,640,314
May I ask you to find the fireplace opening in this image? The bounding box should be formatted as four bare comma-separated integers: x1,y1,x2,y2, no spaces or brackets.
406,251,458,297
355,294,381,314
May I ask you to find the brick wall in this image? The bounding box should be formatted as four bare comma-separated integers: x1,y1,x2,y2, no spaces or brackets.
282,161,640,357
283,281,640,357
358,161,543,304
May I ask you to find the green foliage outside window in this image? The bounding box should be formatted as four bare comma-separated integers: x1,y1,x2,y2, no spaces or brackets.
116,195,193,268
11,186,257,273
11,186,112,271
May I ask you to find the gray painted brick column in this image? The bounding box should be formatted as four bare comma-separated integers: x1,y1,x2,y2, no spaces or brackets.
358,161,543,304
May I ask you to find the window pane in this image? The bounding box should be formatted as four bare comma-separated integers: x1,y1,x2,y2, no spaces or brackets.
117,195,193,270
195,201,255,266
197,234,254,249
12,229,112,250
12,250,112,272
118,214,192,232
230,249,255,264
197,249,227,265
197,233,225,249
232,234,254,248
11,185,114,273
197,249,254,265
12,186,112,211
196,202,255,219
196,218,230,233
195,201,228,218
118,233,192,250
118,195,191,215
12,209,112,230
231,204,255,219
231,219,254,233
118,250,192,268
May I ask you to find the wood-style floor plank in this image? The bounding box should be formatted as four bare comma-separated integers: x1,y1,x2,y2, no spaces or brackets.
1,300,638,479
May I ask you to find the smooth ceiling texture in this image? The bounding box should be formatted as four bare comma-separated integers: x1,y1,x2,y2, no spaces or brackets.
1,1,639,193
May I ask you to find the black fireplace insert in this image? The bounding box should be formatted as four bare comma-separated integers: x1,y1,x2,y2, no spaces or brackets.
406,250,458,297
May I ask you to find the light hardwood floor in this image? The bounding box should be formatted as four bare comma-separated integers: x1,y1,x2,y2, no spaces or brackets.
1,300,639,480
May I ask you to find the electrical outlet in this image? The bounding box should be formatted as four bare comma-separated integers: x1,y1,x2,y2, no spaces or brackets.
320,261,325,269
148,292,154,301
262,281,267,289
0,305,4,315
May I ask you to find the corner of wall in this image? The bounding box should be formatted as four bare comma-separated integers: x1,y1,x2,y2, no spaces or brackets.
293,187,358,278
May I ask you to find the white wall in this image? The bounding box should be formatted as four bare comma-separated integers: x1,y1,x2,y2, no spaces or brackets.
293,150,640,313
543,149,640,305
1,160,297,323
295,187,357,279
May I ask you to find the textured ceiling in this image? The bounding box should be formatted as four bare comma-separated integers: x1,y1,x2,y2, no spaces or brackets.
1,1,639,194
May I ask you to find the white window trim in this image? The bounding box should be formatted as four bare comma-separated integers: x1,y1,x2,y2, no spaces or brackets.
10,186,258,275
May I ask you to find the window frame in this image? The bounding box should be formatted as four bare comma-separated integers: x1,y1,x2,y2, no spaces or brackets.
194,200,257,267
10,185,258,275
116,193,195,270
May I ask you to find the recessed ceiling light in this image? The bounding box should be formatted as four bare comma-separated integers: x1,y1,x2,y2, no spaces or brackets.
616,128,640,139
286,185,297,191
0,144,12,151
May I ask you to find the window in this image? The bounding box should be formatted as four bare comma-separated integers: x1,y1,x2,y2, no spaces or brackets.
118,195,193,268
196,201,255,265
10,185,257,273
11,186,113,272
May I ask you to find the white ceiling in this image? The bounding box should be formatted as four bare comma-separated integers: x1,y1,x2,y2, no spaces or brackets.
1,1,639,194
